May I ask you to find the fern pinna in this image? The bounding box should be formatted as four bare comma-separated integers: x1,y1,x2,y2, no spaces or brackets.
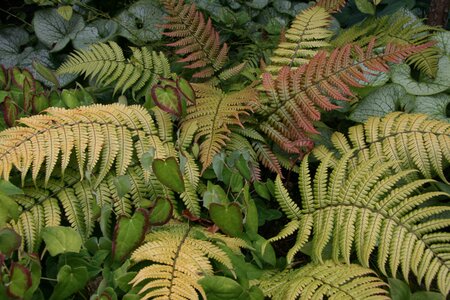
258,40,433,154
57,42,170,98
160,0,229,79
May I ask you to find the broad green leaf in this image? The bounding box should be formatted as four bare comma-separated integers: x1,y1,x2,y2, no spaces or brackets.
413,94,450,121
432,30,450,56
23,253,42,300
230,173,244,193
7,263,32,298
61,89,80,108
151,84,182,117
113,175,132,198
49,265,89,300
112,209,149,262
411,292,444,300
212,153,226,180
57,5,73,21
209,203,243,237
350,84,407,122
0,180,23,195
0,228,21,256
253,236,276,266
32,9,85,52
152,157,185,193
0,193,20,227
32,60,59,88
391,56,450,96
388,278,411,300
245,0,269,9
254,181,270,200
244,192,259,236
149,198,173,225
176,77,195,104
203,182,229,208
41,226,82,256
73,19,118,50
235,155,251,181
355,0,376,15
116,0,166,46
199,276,244,299
0,27,30,67
140,148,155,171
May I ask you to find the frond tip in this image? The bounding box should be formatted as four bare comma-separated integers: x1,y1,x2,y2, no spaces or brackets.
260,261,389,300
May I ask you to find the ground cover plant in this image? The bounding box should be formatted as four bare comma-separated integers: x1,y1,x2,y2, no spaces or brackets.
0,0,449,299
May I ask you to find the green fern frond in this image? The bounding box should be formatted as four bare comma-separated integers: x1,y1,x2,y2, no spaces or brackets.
313,113,450,183
259,261,389,300
259,41,431,154
332,10,441,77
182,84,257,172
131,222,241,300
57,41,170,97
271,153,450,295
0,104,167,185
265,6,333,75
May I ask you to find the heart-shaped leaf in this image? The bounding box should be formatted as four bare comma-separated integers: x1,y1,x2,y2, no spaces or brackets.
149,197,173,225
7,263,32,299
209,203,243,237
0,228,21,256
152,157,185,193
113,175,132,198
151,84,182,117
41,226,82,256
112,209,149,262
49,265,89,300
176,77,195,104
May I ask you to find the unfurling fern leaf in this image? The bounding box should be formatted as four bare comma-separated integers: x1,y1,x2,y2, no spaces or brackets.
161,0,229,78
313,113,450,183
332,10,440,77
182,83,257,172
258,40,433,154
131,222,244,299
265,6,333,75
0,104,167,186
259,261,389,300
57,42,170,97
270,153,450,295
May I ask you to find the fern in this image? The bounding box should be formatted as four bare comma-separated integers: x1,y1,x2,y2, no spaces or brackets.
161,0,229,79
331,10,441,77
269,153,450,295
182,83,257,172
313,113,450,183
10,166,165,252
258,41,433,154
0,104,168,186
130,222,243,299
265,6,333,75
57,41,170,97
316,0,348,13
259,261,389,300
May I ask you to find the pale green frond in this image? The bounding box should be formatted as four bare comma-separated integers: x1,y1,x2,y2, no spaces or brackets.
275,175,301,219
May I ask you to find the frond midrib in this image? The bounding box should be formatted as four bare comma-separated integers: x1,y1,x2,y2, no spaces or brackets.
299,202,450,273
168,226,192,300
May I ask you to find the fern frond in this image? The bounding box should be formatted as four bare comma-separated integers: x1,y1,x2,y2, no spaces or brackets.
182,84,257,172
161,0,228,78
332,10,440,77
9,166,162,252
252,141,283,176
260,261,389,300
271,153,450,295
131,222,240,300
265,6,333,75
316,0,347,13
313,113,450,183
258,41,432,153
57,41,170,97
0,104,167,185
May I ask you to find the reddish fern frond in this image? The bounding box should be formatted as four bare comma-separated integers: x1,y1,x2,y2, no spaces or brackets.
161,0,228,79
252,141,283,176
316,0,348,13
258,40,433,154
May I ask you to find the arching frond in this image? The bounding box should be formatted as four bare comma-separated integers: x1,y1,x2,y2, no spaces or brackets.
161,0,229,78
182,84,257,172
258,41,432,154
265,6,333,75
131,222,242,300
313,113,450,183
10,166,163,252
270,153,450,295
0,104,167,185
260,261,389,300
57,42,170,97
316,0,347,13
332,10,440,77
